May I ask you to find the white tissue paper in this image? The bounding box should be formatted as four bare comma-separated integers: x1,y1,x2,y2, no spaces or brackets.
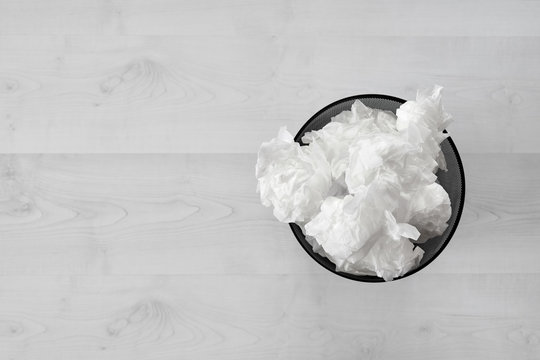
256,86,453,281
301,100,398,180
407,183,452,243
256,127,332,223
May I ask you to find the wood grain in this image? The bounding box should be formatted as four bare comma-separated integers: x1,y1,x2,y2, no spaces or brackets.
0,153,537,276
0,0,539,37
1,35,540,153
1,1,539,358
0,274,539,359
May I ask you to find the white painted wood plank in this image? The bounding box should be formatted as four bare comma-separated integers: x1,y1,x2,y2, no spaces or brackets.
0,153,537,275
426,153,540,274
0,2,536,359
0,274,538,359
1,35,540,153
0,0,539,37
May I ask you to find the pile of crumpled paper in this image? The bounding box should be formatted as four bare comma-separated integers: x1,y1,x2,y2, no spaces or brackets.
256,86,452,281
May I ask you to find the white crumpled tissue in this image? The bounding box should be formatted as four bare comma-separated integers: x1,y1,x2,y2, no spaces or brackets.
256,86,453,281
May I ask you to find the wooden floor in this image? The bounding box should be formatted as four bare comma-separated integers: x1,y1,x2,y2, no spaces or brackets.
1,1,540,359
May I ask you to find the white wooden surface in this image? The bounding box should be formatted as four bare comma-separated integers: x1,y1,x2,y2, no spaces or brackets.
1,1,539,359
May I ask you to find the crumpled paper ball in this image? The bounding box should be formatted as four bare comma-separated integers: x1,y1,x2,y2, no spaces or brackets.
256,127,332,223
302,100,398,180
304,183,423,280
407,183,452,243
396,85,452,171
345,132,416,194
256,86,453,281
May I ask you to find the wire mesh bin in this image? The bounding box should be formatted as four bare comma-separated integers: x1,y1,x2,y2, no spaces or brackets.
290,95,466,282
